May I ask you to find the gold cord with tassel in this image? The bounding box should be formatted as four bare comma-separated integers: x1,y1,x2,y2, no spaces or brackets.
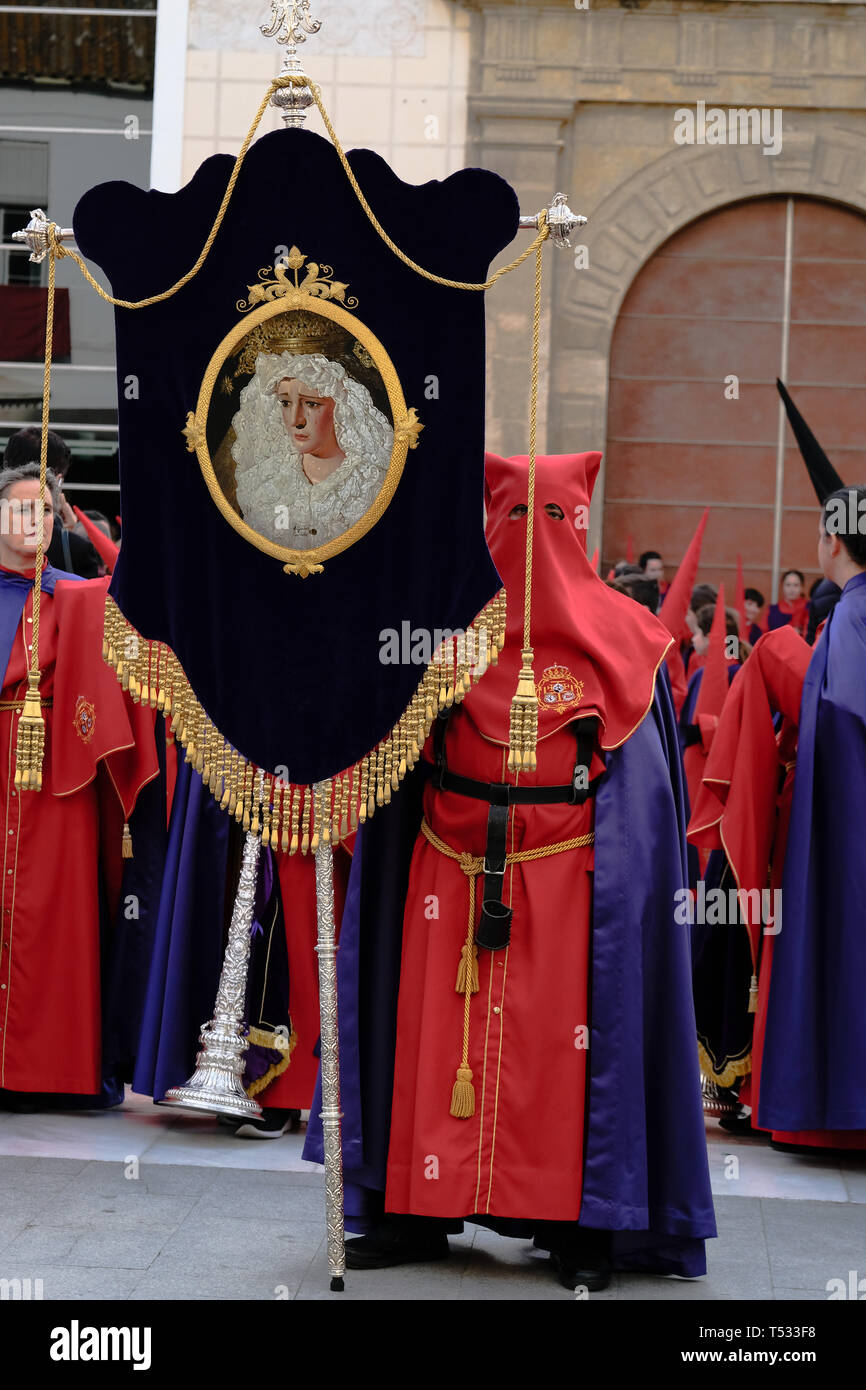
14,234,56,792
748,973,759,1014
507,220,546,775
122,822,133,859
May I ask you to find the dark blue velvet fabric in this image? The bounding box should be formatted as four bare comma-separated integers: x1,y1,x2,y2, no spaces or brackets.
305,677,716,1275
758,572,866,1131
103,718,169,1081
72,131,518,784
131,752,230,1101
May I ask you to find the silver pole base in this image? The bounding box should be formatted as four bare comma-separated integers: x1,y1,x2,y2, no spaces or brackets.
163,1023,263,1121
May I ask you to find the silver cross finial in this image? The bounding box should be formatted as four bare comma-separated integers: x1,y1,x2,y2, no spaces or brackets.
262,2,322,128
261,1,321,52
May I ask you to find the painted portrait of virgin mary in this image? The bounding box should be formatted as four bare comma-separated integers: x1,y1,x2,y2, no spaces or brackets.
230,349,394,550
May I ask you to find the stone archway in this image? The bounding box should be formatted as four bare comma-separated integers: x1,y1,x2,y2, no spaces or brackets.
551,124,866,556
599,194,866,595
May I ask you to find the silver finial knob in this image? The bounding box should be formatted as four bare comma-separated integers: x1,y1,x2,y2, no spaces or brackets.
261,2,322,128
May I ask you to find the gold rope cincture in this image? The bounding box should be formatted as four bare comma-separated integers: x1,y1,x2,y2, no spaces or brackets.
420,819,595,1118
508,231,545,775
13,238,55,792
27,72,549,825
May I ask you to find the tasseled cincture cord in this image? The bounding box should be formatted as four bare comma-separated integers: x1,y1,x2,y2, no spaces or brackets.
14,232,56,792
421,819,594,1119
508,218,546,774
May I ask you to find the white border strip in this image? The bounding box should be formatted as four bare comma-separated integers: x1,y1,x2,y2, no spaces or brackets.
150,0,190,193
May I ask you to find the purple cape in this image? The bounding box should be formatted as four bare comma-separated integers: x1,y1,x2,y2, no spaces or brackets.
758,571,866,1130
305,676,716,1276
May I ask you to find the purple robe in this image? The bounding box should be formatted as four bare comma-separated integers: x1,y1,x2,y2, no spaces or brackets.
306,676,716,1276
758,571,866,1131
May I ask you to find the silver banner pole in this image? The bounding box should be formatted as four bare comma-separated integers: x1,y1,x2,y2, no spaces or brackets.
313,780,345,1291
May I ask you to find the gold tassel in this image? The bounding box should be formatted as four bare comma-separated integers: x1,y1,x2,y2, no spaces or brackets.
748,973,758,1014
322,780,332,845
290,783,301,855
455,942,479,995
508,648,539,773
122,821,133,859
139,639,151,707
332,774,343,844
383,740,393,805
14,671,46,792
375,743,385,808
311,782,321,854
279,780,289,853
162,647,173,720
358,754,369,825
366,753,376,820
450,1064,475,1119
261,775,272,847
300,786,310,855
251,773,262,837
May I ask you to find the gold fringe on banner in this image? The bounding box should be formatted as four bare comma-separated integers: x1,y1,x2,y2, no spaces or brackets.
103,589,507,853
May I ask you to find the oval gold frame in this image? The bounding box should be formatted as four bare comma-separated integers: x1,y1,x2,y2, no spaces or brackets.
192,291,413,575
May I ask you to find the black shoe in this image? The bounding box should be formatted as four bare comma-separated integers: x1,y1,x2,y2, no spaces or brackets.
549,1249,612,1293
344,1218,450,1270
719,1107,761,1136
234,1108,301,1139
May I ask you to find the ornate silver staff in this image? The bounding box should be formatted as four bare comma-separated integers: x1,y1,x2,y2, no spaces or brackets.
163,823,264,1121
313,782,345,1291
259,0,347,1293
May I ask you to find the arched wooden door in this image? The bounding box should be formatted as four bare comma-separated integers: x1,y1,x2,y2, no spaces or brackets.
603,196,866,598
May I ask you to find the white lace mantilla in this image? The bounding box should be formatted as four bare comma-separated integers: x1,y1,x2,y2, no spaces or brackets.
231,351,393,550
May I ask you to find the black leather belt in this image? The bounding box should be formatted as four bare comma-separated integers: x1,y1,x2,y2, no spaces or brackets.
430,712,603,952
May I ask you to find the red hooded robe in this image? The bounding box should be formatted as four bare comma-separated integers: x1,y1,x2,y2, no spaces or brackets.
384,453,672,1221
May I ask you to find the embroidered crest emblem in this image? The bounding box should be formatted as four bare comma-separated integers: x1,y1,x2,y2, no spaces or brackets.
74,695,95,744
537,665,584,713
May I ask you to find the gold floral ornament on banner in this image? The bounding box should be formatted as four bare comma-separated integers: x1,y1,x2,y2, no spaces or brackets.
183,246,423,577
236,245,358,311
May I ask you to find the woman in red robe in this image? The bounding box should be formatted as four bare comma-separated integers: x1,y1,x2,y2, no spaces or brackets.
0,465,158,1102
767,569,809,637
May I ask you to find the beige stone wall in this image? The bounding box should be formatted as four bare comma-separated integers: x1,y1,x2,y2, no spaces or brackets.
467,0,866,547
181,0,471,188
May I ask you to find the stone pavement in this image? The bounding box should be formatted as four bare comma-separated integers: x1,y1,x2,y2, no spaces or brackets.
0,1095,864,1301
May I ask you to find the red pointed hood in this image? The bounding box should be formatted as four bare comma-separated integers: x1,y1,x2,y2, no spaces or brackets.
659,508,709,640
468,452,672,751
694,583,731,723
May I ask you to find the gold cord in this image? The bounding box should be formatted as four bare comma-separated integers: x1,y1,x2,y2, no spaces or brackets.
420,818,595,1118
49,76,549,312
14,243,54,790
51,84,279,310
507,231,545,773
